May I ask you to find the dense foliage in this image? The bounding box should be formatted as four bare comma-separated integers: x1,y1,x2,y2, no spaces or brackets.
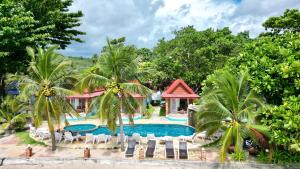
263,9,300,34
139,26,249,91
200,9,300,163
261,96,300,152
0,0,84,101
196,71,268,162
0,96,29,131
226,32,300,105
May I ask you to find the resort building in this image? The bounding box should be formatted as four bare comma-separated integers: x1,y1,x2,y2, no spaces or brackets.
162,79,199,119
66,89,147,115
66,89,105,114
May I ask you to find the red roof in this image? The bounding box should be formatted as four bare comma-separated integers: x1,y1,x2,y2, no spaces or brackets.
66,91,104,99
162,79,199,98
66,88,144,99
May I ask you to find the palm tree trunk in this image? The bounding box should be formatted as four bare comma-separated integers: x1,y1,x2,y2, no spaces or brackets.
118,113,125,151
119,97,125,151
46,99,56,151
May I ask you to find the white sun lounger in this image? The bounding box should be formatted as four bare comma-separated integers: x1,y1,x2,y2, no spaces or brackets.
64,131,80,143
147,133,155,141
85,133,94,144
132,133,141,144
117,133,128,144
94,134,110,144
55,132,63,143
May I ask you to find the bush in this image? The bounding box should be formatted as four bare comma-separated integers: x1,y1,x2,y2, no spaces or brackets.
261,96,300,151
231,151,247,161
144,104,154,119
12,119,27,131
159,107,165,116
258,148,300,164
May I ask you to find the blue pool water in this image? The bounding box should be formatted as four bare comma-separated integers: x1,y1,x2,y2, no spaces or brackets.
64,124,96,132
64,124,195,137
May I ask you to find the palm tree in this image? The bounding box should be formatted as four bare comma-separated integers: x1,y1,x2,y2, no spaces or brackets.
0,96,29,132
196,70,269,162
13,46,77,151
78,39,151,151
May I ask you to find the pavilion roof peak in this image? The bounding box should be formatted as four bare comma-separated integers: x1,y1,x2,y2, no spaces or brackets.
162,79,199,98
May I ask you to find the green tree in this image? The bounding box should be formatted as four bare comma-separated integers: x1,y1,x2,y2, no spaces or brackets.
149,26,249,91
14,46,77,151
0,1,52,100
17,0,85,49
226,32,300,105
261,96,300,152
263,9,300,35
197,70,269,162
0,96,29,131
78,39,151,151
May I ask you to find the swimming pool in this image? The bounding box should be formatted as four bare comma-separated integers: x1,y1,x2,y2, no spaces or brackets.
64,124,195,137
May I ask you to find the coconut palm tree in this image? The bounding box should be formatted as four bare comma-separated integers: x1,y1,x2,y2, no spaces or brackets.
13,46,77,151
0,96,29,132
196,70,269,162
78,39,151,151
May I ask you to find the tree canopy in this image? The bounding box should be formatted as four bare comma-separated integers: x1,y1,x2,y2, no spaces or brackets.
140,26,250,91
0,0,84,101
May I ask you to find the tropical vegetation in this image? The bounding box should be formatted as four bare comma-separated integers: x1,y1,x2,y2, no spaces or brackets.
196,70,269,162
12,46,78,151
0,0,299,164
0,96,29,132
77,39,151,151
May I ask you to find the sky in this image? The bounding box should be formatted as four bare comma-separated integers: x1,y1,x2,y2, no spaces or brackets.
61,0,300,57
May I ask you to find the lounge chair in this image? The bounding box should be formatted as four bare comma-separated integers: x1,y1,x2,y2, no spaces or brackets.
29,126,37,137
36,129,50,140
64,131,80,143
145,140,156,158
55,132,63,143
117,133,128,144
85,133,94,144
132,133,141,144
165,140,175,159
125,139,136,157
178,141,188,159
95,134,110,144
179,133,196,144
147,133,155,141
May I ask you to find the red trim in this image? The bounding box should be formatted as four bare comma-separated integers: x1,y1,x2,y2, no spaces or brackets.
162,79,199,98
66,91,104,99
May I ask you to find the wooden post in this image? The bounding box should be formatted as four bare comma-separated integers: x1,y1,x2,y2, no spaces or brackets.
139,147,144,160
84,148,91,158
25,145,33,158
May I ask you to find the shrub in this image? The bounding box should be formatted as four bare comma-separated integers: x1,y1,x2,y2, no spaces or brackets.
231,151,247,161
159,107,165,116
258,148,300,164
144,104,154,119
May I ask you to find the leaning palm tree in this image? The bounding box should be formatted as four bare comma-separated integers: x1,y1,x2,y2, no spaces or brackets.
12,46,77,151
78,39,151,151
196,70,269,162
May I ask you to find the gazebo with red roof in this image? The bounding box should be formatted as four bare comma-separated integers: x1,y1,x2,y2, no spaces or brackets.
162,79,199,115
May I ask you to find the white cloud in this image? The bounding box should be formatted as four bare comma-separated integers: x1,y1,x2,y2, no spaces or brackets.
61,0,300,57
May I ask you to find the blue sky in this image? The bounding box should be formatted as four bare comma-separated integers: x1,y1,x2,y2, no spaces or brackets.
61,0,300,57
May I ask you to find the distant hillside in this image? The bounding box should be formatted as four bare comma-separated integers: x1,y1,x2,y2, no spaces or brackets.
67,56,94,71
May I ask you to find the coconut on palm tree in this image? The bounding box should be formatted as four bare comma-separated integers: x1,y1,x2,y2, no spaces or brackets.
78,39,151,151
13,46,78,151
196,70,269,162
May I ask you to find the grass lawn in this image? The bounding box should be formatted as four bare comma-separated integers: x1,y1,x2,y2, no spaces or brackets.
16,131,46,146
